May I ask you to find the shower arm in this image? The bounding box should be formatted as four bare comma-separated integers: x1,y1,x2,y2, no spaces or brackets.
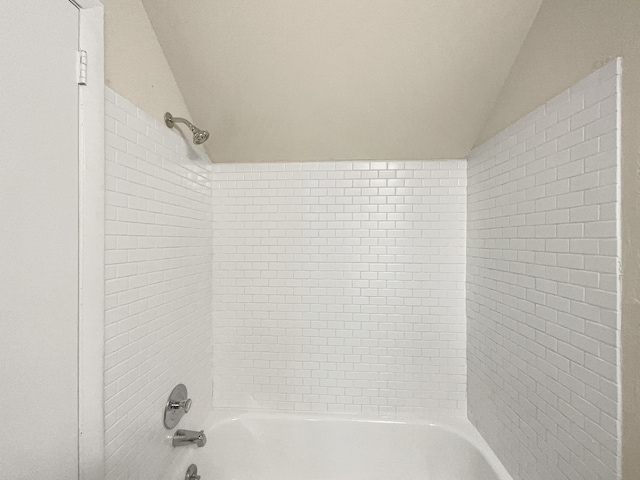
164,111,210,145
165,113,198,133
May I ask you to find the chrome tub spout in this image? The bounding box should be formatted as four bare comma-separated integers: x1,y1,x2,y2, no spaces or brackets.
172,429,207,448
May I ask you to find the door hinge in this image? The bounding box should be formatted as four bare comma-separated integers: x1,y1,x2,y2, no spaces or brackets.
78,50,88,86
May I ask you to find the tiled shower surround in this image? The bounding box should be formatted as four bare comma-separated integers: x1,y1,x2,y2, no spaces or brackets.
104,89,213,480
211,160,467,415
102,63,621,480
467,61,621,480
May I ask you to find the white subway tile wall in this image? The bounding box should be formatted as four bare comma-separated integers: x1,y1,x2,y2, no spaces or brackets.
211,160,467,416
467,61,621,480
104,89,213,480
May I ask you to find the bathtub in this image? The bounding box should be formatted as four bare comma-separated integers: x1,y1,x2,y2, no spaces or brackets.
163,412,513,480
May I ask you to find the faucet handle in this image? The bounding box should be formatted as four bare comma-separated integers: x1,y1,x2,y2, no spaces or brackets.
164,384,192,429
185,464,200,480
170,398,192,413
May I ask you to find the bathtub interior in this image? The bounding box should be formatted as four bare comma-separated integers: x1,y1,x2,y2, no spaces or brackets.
163,412,513,480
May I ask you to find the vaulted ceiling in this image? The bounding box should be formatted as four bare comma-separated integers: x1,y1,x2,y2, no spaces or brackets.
142,0,543,162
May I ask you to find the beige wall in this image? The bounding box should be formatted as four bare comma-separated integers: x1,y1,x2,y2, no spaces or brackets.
477,1,640,477
142,0,542,163
102,0,191,122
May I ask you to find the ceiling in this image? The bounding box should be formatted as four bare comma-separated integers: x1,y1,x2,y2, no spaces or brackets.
142,0,543,162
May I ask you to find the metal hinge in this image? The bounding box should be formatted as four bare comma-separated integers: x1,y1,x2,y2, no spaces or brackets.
78,50,88,85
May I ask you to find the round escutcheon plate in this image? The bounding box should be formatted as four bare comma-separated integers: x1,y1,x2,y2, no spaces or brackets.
164,383,189,429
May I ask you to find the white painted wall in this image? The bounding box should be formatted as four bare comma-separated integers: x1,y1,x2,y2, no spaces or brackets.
212,160,467,416
0,1,79,478
103,89,213,480
467,62,621,480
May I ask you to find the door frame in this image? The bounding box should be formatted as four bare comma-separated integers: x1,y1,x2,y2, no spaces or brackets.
75,1,105,479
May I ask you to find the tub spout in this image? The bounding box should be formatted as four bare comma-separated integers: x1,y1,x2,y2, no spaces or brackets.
172,429,207,448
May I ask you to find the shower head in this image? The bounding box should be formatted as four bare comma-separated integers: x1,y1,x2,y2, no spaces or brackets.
164,112,210,145
192,128,210,145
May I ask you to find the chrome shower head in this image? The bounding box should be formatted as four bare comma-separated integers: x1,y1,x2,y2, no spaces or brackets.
164,112,210,145
192,128,210,145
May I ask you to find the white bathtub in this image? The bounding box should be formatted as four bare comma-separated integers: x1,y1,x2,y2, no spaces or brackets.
163,412,513,480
